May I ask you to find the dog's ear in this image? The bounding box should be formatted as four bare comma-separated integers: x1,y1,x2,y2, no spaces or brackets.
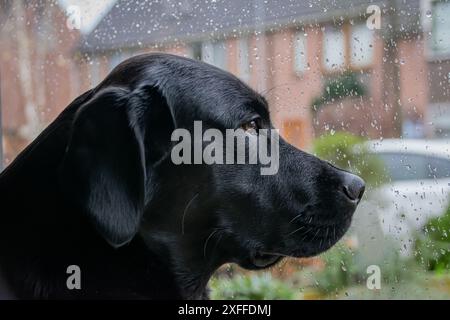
61,87,146,248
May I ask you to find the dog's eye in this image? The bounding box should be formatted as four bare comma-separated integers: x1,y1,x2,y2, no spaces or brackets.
241,120,259,135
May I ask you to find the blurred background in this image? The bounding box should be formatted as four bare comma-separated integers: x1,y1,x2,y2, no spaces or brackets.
1,0,450,299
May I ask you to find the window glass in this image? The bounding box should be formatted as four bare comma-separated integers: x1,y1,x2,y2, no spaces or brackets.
89,57,101,87
294,32,307,73
432,1,450,55
202,40,227,70
109,51,132,71
2,0,450,301
189,42,203,61
238,37,250,82
323,26,346,71
350,23,374,67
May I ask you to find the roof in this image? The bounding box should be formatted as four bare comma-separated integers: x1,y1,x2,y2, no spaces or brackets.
78,0,421,54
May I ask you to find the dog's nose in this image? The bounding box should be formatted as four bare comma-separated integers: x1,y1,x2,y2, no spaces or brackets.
341,172,365,202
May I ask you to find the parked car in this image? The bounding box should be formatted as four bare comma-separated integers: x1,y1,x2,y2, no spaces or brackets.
354,139,450,255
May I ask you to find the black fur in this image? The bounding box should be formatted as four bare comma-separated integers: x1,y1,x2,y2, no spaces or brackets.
0,53,364,299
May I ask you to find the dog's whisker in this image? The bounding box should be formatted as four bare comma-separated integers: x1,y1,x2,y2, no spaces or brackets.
311,228,321,242
286,225,305,237
296,226,317,242
329,226,337,247
288,214,302,225
203,229,220,258
304,227,314,235
300,232,310,243
181,193,199,235
211,232,224,255
259,251,291,258
208,228,228,258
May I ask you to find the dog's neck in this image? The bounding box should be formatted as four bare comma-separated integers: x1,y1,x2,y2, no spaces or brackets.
138,171,232,300
140,229,227,300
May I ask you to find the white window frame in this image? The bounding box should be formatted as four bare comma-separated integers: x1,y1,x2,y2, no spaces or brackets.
89,57,101,87
201,40,227,70
238,37,250,82
187,42,203,60
430,0,450,56
350,23,375,68
294,31,308,74
322,25,346,71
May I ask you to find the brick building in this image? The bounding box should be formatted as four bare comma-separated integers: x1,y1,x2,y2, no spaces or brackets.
77,0,450,149
1,0,450,165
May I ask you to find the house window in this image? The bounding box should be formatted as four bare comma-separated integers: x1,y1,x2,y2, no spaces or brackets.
322,25,346,71
238,37,250,82
89,57,101,87
429,103,450,138
322,22,374,71
109,51,132,71
350,23,374,68
201,40,227,70
294,32,307,73
431,0,450,55
189,42,203,60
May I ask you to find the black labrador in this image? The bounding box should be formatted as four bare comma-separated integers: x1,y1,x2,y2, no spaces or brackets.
0,53,364,299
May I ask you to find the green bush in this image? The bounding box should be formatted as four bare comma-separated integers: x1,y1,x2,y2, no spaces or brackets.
313,242,360,294
312,132,386,186
209,273,296,300
311,72,366,111
312,239,415,296
415,205,450,272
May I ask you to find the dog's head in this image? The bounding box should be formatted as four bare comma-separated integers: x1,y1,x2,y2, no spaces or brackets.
62,53,364,270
